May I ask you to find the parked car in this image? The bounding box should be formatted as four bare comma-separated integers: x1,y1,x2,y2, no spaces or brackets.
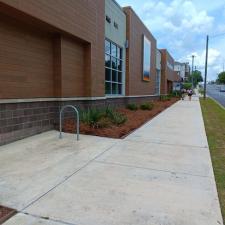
220,85,225,92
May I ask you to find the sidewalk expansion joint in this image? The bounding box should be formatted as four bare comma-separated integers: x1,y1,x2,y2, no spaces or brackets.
124,139,208,149
94,160,213,179
21,142,117,212
21,212,78,225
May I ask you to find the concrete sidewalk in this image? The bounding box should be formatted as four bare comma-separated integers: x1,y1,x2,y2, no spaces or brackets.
1,97,223,225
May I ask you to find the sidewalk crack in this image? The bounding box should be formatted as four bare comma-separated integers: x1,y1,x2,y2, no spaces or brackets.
21,142,117,212
94,160,213,179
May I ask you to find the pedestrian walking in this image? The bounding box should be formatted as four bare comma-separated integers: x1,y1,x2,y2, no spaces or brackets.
181,88,186,100
187,89,193,101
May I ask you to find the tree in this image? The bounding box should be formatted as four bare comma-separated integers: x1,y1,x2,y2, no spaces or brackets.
182,83,192,90
217,72,225,84
188,70,203,87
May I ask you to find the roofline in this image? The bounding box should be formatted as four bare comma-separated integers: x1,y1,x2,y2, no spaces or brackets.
111,0,125,12
159,49,175,61
123,6,157,43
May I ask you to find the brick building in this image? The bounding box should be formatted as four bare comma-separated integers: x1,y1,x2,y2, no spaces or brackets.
160,49,181,94
0,0,179,145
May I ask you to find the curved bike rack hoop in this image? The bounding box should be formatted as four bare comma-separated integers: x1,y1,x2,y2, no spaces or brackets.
59,105,79,141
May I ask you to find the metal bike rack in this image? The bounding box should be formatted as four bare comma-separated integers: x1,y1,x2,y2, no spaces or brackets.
59,105,79,141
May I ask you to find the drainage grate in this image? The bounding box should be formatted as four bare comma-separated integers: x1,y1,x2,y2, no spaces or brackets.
0,205,16,224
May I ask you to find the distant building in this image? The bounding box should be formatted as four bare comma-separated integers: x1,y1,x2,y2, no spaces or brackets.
174,62,185,81
185,63,191,81
156,49,161,95
160,49,181,94
174,62,191,82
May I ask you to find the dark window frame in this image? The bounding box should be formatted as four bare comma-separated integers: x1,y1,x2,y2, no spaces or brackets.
105,39,124,95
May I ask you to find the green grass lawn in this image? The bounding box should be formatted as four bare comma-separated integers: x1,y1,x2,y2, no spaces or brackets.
200,98,225,222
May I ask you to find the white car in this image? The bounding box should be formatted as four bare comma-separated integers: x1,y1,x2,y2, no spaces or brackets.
220,85,225,92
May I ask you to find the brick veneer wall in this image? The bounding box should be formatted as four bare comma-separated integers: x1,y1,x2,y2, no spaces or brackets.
0,102,58,145
123,7,157,96
160,49,176,95
0,96,159,145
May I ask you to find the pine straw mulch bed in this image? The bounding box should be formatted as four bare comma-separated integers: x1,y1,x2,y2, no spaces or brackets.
63,98,179,139
0,205,16,224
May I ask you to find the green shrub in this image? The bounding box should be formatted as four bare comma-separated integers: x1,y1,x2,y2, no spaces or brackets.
105,106,127,125
182,82,192,90
80,106,127,127
127,103,138,111
160,95,171,101
97,117,112,128
80,108,104,128
110,111,127,125
140,102,154,110
171,90,181,97
105,105,115,117
198,88,204,95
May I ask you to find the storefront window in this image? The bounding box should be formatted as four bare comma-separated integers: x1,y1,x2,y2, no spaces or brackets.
105,39,123,95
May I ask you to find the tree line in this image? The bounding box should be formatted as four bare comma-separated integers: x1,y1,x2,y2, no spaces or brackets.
216,71,225,84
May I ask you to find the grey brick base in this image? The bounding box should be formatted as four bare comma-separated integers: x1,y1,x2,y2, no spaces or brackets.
0,96,159,145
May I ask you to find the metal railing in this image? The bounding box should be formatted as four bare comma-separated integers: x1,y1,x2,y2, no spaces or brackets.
59,105,79,141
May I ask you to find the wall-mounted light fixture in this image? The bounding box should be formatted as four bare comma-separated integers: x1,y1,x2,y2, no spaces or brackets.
114,22,118,29
106,15,111,23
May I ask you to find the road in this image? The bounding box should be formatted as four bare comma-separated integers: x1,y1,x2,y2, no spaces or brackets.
206,84,225,107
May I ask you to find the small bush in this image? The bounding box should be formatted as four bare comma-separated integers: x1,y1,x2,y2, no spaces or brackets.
80,106,127,128
110,111,127,125
127,103,138,111
198,88,204,95
80,108,104,128
182,83,192,90
105,105,115,117
97,117,112,128
171,90,181,97
160,95,171,101
140,102,154,110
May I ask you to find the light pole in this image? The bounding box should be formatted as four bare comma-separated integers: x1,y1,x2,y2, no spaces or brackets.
203,35,209,99
191,55,195,88
203,32,225,98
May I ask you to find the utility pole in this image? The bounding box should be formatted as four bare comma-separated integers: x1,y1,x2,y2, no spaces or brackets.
191,55,195,88
204,35,209,99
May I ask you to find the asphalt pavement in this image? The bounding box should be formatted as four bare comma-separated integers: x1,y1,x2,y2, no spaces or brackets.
207,84,225,107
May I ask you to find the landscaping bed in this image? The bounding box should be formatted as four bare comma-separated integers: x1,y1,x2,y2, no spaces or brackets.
63,97,179,139
0,205,16,224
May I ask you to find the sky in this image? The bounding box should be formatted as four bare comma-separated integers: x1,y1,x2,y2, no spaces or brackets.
117,0,225,81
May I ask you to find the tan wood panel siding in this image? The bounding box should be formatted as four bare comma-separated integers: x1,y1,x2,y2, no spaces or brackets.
124,7,157,96
0,16,54,99
0,0,105,98
61,37,85,97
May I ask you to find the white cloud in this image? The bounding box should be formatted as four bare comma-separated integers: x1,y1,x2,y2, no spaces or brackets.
117,0,225,80
192,0,225,12
141,0,214,34
180,48,222,80
138,0,225,80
